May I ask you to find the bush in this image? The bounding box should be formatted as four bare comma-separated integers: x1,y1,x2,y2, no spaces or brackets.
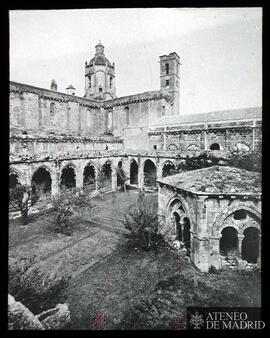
9,184,31,225
51,187,95,235
9,255,71,314
120,190,163,251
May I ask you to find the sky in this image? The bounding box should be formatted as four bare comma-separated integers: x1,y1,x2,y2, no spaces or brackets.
9,8,262,115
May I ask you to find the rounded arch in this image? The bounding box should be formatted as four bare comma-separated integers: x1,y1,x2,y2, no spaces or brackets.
220,226,238,258
234,143,250,152
214,204,261,235
83,163,96,191
60,165,76,189
242,227,260,263
168,144,178,151
9,167,23,184
209,143,223,151
130,158,138,185
31,167,52,204
162,160,176,177
166,195,195,233
31,164,53,181
187,144,199,151
143,159,157,187
101,160,112,188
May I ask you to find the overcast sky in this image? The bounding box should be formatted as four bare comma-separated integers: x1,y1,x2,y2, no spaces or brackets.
9,8,262,115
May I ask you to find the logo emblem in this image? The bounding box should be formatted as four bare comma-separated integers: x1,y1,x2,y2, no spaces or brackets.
189,311,204,329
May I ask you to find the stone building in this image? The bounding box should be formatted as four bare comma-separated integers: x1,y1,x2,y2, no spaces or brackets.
9,42,262,221
157,166,261,272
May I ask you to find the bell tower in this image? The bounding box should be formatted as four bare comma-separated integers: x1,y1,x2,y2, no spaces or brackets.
159,52,181,114
84,41,116,100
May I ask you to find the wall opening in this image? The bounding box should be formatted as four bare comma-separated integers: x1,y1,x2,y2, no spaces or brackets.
242,227,260,263
60,166,76,189
209,143,221,150
125,107,130,126
101,161,112,188
83,164,96,192
31,167,52,204
9,173,20,189
130,159,138,185
183,217,191,255
234,209,247,220
173,212,182,241
162,161,176,177
166,79,169,87
9,172,21,211
168,144,178,151
220,227,238,258
143,159,157,187
165,63,169,75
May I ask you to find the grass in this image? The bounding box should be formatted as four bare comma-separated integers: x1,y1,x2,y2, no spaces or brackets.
8,190,261,330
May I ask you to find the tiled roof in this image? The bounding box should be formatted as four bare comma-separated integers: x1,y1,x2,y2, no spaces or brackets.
151,107,262,126
157,166,261,195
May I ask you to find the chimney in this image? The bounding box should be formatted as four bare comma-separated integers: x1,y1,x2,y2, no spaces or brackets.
66,84,76,95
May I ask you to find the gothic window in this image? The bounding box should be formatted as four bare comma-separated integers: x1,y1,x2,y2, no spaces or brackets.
166,79,169,87
165,63,169,75
50,102,55,117
125,107,130,125
110,76,113,89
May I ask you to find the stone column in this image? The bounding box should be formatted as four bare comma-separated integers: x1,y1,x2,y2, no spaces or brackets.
209,237,221,269
75,168,84,192
138,161,144,189
237,234,244,259
51,173,59,197
111,167,117,191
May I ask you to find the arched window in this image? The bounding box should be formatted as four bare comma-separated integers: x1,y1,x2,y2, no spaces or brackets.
110,76,113,89
125,107,130,125
209,143,221,151
50,102,55,117
165,63,169,75
89,76,92,88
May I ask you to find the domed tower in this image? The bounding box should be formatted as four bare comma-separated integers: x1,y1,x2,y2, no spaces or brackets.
84,41,116,100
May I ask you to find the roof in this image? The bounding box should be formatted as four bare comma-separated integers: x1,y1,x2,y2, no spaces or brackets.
157,166,261,195
89,55,111,66
151,107,262,127
66,85,75,90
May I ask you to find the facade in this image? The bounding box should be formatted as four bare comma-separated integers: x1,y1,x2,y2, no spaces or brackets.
157,166,261,272
10,43,262,252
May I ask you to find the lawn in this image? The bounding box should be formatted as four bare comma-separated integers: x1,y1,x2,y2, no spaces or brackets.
8,190,261,330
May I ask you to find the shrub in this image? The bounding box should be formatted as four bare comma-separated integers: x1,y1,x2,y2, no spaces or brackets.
120,190,163,251
51,187,95,235
8,255,71,314
9,184,31,225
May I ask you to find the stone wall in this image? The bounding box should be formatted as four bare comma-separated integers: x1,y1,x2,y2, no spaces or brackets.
149,121,261,152
157,183,261,272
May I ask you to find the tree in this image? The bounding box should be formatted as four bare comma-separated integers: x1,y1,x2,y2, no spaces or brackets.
117,167,129,192
9,184,31,225
51,187,95,235
120,190,164,251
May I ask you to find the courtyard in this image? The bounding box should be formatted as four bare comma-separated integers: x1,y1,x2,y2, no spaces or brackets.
8,190,261,330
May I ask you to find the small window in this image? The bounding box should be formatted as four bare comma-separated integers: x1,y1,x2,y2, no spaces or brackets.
153,145,157,150
89,76,92,88
162,106,166,117
50,102,55,117
165,63,169,75
125,107,129,125
166,79,169,87
234,210,247,220
110,76,113,89
99,87,103,93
